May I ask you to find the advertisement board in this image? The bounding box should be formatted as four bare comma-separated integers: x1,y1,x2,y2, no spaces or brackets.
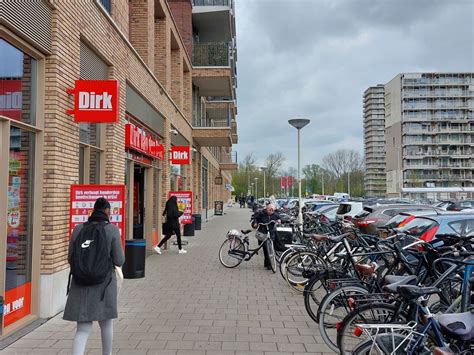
4,282,31,327
70,185,126,248
0,79,22,121
214,201,224,216
168,191,192,225
66,80,119,123
170,146,190,165
125,123,164,160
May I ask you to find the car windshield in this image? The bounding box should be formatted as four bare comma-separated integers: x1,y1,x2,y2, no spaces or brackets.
384,214,410,229
398,217,438,238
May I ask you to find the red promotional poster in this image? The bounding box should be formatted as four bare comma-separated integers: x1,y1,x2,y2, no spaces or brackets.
168,191,192,225
281,176,286,189
0,79,22,121
4,282,31,327
70,185,126,248
170,146,190,165
66,80,119,123
125,123,164,160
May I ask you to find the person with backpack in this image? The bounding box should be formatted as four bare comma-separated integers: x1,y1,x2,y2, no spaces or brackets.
64,197,125,355
154,195,186,254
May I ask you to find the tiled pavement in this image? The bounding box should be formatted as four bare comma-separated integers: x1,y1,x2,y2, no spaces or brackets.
2,207,333,354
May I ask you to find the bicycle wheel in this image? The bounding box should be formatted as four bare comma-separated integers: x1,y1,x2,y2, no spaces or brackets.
337,302,404,355
266,239,277,273
279,248,299,280
304,268,349,318
219,237,245,268
317,285,369,352
284,250,325,292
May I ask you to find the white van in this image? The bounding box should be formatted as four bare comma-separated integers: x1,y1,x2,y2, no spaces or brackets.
334,192,350,201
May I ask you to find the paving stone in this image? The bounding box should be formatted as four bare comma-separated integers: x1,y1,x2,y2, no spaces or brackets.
2,208,330,354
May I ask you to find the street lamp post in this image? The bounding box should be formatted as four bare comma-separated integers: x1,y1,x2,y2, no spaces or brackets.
288,118,311,225
260,167,267,198
254,177,258,200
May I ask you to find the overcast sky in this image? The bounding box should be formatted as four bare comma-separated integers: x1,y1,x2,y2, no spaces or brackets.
234,0,474,171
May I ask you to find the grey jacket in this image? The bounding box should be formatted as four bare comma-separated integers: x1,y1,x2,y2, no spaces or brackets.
63,223,125,322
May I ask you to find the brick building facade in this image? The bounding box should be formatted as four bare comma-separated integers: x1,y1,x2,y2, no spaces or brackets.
0,0,238,335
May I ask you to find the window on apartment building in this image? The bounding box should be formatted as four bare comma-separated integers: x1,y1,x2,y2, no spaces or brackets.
79,42,107,184
99,0,111,13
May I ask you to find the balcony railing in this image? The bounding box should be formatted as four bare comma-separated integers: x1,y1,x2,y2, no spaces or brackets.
220,150,237,164
193,100,233,128
193,42,230,67
193,0,231,6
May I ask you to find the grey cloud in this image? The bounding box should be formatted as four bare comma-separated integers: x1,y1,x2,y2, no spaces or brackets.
234,0,474,169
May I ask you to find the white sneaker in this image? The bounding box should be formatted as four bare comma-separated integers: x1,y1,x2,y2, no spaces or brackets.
178,249,187,254
154,246,162,254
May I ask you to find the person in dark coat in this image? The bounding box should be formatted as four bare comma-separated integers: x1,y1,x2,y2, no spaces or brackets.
64,197,125,355
155,196,186,254
251,204,281,270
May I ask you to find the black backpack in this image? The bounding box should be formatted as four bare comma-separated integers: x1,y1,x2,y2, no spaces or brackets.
69,221,113,287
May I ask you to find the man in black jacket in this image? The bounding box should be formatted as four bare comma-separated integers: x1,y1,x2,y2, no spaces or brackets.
251,204,281,270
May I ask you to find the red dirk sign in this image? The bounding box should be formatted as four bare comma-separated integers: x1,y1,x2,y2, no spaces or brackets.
125,123,164,160
170,146,190,165
66,80,119,123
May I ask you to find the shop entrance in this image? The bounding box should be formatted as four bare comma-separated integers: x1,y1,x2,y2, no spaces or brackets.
133,164,146,239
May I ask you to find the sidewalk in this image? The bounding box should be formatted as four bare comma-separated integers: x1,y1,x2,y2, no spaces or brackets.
3,207,332,354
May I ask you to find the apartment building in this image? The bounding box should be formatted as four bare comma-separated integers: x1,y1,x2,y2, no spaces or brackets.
363,85,386,197
0,0,238,335
385,73,473,198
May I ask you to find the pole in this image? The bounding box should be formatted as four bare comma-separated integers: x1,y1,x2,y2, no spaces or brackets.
298,128,303,225
263,170,266,198
321,173,325,195
348,171,351,196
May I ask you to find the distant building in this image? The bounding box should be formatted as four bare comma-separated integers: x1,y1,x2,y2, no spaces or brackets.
363,85,386,197
384,73,473,198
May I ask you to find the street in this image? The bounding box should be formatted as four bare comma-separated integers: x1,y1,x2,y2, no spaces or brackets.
2,206,332,354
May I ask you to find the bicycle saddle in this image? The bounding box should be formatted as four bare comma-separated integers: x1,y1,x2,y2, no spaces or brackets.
383,275,417,293
396,285,439,301
241,229,252,235
355,263,376,278
437,311,474,342
307,234,328,242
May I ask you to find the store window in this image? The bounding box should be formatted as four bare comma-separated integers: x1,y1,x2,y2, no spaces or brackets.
171,163,186,191
1,38,39,328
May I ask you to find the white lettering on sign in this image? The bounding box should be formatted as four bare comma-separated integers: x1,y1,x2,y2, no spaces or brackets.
78,91,112,110
0,91,22,110
173,151,189,160
4,297,24,315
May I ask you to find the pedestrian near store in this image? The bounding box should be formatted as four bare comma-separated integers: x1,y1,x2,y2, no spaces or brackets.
64,197,125,355
251,203,281,270
155,195,187,254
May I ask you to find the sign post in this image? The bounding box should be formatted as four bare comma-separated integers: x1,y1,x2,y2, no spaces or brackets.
168,191,193,224
70,185,126,248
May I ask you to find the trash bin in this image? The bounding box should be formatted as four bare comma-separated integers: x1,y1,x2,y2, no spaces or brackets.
193,214,202,230
183,216,195,236
123,239,146,279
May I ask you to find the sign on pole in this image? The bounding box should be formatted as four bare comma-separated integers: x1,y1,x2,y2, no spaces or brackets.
168,191,193,225
70,185,126,248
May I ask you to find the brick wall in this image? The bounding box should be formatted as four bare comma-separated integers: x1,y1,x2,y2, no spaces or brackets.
168,0,193,58
129,0,155,71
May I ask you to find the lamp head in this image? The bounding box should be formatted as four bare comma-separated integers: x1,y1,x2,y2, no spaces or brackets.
288,118,310,129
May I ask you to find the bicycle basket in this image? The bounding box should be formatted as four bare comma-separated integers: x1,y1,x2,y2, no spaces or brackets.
274,226,293,252
255,231,267,242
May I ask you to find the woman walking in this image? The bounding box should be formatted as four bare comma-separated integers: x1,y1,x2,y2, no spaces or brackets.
64,197,125,355
155,195,187,254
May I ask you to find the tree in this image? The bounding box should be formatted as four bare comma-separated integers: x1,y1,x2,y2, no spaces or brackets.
322,149,364,196
264,152,286,195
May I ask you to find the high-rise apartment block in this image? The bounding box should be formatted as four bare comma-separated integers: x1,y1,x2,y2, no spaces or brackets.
363,85,386,197
384,73,473,197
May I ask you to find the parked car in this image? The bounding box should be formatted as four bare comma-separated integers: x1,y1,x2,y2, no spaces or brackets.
304,200,337,212
396,213,474,243
316,204,339,222
447,200,474,211
336,202,364,221
353,204,442,235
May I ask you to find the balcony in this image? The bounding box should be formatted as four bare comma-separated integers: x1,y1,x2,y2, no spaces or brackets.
193,42,235,97
220,150,238,170
192,100,234,147
192,0,234,43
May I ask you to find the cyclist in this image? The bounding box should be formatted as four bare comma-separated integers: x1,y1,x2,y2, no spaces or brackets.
251,204,281,270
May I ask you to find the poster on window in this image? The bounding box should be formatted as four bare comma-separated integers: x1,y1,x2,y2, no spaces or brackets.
70,185,126,248
4,282,31,327
0,79,22,121
168,191,193,225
